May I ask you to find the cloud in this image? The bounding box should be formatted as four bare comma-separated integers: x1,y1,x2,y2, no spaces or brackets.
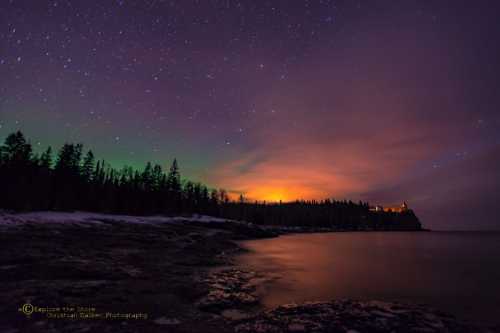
207,127,435,202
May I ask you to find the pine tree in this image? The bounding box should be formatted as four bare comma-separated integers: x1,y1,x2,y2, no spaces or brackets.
1,131,32,165
210,189,219,205
81,150,95,182
142,162,153,191
166,159,181,212
152,164,163,191
40,147,53,169
219,189,229,204
55,144,74,172
72,144,83,173
0,131,33,209
166,159,181,191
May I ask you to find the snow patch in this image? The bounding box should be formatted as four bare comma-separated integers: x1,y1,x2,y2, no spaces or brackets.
0,211,236,227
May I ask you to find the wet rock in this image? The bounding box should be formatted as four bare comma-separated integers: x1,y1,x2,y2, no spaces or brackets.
154,316,181,325
222,309,251,320
197,269,260,312
288,323,306,331
234,300,484,333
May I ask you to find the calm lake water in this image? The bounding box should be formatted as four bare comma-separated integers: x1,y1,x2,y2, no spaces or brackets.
235,231,500,325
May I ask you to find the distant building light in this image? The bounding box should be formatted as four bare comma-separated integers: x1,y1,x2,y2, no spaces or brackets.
371,202,409,213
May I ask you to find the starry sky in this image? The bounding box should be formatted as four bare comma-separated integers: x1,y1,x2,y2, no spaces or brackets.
1,1,500,230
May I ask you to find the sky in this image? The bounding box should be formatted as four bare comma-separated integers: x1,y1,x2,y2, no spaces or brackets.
1,1,499,230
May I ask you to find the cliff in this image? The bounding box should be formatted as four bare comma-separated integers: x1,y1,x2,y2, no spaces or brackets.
366,209,423,231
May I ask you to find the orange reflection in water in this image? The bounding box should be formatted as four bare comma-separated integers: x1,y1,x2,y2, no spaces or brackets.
234,232,500,325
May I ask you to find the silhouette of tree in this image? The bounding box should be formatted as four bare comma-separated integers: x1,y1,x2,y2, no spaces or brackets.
1,131,32,165
166,158,181,213
40,147,53,169
0,131,33,209
81,150,95,182
0,130,422,231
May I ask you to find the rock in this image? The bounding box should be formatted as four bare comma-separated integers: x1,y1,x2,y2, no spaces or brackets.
154,316,181,325
197,268,259,312
288,323,306,331
222,309,251,320
234,300,482,333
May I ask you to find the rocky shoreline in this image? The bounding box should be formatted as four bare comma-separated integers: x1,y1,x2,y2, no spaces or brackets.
0,212,492,332
198,262,494,333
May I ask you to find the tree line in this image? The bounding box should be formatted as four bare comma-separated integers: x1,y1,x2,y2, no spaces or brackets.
222,199,421,230
0,131,421,230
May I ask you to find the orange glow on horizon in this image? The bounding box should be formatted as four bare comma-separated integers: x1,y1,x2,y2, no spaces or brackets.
228,183,330,203
245,187,303,202
208,149,366,203
207,137,428,204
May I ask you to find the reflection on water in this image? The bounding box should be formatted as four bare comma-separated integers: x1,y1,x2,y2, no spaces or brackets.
236,231,500,324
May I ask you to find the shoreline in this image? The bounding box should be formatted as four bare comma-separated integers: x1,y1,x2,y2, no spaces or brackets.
0,211,491,332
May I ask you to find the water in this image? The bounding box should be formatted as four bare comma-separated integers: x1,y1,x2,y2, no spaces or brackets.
235,231,500,325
